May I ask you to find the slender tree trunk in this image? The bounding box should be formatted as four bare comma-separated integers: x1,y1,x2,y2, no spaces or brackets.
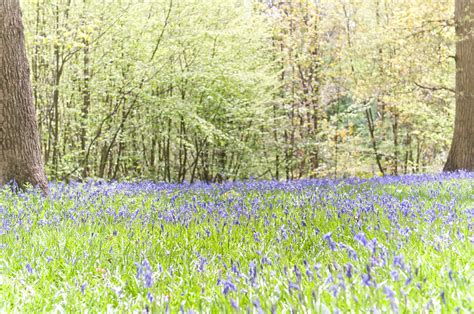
0,0,48,192
81,38,91,178
415,139,421,172
273,102,279,180
392,113,399,175
51,4,61,176
445,0,474,171
166,118,171,181
365,108,385,175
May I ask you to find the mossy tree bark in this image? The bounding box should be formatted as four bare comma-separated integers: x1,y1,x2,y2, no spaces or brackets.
445,0,474,171
0,0,48,193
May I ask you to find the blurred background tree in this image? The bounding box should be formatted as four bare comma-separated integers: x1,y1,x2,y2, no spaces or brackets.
22,0,457,182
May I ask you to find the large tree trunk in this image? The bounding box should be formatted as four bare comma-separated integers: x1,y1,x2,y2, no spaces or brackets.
445,0,474,171
0,0,48,192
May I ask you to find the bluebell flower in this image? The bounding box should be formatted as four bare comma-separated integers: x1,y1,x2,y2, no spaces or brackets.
81,282,87,295
323,232,336,251
135,259,154,288
361,274,371,286
294,265,302,282
345,263,353,279
405,276,412,286
384,286,395,299
230,299,239,310
288,280,299,293
249,261,257,283
222,276,237,295
147,291,154,303
253,232,261,243
355,232,368,246
391,270,399,281
393,255,405,269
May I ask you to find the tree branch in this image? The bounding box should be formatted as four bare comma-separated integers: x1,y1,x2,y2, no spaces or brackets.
414,82,455,93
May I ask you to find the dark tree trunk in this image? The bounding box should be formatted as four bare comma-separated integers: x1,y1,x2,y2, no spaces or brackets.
81,37,91,178
0,0,48,193
365,108,385,176
445,0,474,171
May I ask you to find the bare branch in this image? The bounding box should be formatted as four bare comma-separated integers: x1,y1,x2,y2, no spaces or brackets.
414,82,455,93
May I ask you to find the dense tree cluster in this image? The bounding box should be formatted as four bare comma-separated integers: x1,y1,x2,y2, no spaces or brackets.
22,0,457,182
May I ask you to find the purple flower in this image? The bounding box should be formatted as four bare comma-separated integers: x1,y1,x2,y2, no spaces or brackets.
341,243,358,260
253,232,261,243
113,286,123,297
135,259,154,288
405,276,412,286
323,232,336,251
231,263,240,275
345,263,353,279
81,282,87,295
147,291,154,303
384,286,398,312
355,233,368,246
249,261,257,283
393,255,405,269
305,265,314,280
384,286,395,299
288,280,299,293
294,265,302,282
391,270,399,281
197,256,206,273
261,256,272,266
325,273,334,284
323,232,332,241
361,274,371,286
230,299,239,310
252,298,263,314
222,276,237,295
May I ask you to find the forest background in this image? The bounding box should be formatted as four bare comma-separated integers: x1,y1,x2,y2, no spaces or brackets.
23,0,455,182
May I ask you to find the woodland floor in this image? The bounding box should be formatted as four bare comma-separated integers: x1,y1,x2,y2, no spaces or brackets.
0,172,473,312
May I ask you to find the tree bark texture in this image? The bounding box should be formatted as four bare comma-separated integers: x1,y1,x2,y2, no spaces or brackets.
445,0,474,171
0,0,48,192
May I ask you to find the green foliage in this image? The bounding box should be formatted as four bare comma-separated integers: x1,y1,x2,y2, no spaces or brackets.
22,0,456,181
318,0,455,176
24,0,277,182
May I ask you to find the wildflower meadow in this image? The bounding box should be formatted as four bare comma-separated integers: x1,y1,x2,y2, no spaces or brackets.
0,172,473,312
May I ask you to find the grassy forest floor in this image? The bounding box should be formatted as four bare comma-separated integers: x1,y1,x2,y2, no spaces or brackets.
0,172,473,312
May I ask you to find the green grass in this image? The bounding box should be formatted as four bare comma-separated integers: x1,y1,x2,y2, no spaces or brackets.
0,176,473,312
